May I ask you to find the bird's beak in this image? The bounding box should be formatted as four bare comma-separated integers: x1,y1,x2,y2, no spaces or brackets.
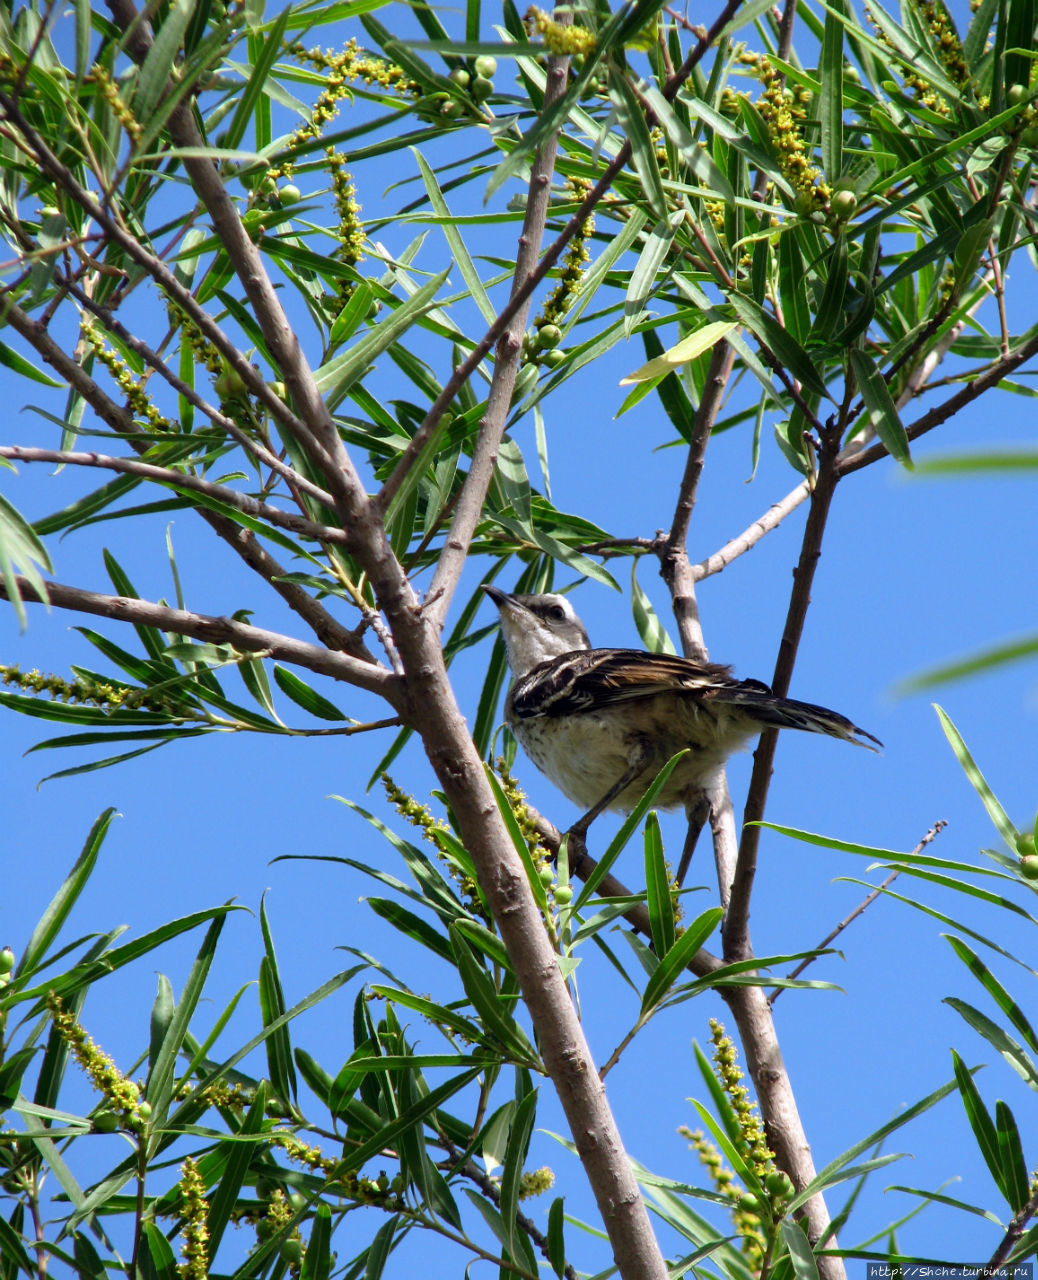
481,584,510,610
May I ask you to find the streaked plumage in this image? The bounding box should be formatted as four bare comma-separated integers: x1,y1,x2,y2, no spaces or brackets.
483,586,880,814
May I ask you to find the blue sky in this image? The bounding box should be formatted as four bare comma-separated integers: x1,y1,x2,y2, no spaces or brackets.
3,2,1038,1272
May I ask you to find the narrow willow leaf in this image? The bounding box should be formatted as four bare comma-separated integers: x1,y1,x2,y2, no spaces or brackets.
0,492,53,630
631,561,676,655
934,705,1017,849
820,9,844,181
272,665,347,721
640,907,722,1014
133,0,194,123
951,1049,1006,1202
644,814,675,957
621,322,738,384
848,348,912,467
500,1088,538,1257
728,293,829,399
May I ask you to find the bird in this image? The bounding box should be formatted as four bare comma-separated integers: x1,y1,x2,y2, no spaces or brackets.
483,585,880,839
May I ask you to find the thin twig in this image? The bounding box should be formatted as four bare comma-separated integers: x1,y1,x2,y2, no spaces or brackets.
724,426,841,959
769,821,948,1004
980,1183,1038,1277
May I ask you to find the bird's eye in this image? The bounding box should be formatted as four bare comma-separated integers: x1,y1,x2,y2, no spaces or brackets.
547,605,566,621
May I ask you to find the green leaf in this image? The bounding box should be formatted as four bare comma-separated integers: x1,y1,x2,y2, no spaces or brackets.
300,1205,332,1280
314,267,451,410
207,1083,269,1259
644,813,675,957
259,897,297,1105
951,1049,1007,1202
780,1219,820,1279
640,907,722,1014
272,664,348,721
820,9,844,183
500,1088,538,1258
133,0,195,124
547,1196,566,1278
848,348,912,467
449,924,537,1063
620,322,738,384
0,492,54,630
631,561,676,654
20,810,116,975
727,294,829,400
935,705,1017,849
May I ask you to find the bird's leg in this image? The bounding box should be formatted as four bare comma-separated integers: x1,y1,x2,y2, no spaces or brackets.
564,740,654,861
675,795,711,887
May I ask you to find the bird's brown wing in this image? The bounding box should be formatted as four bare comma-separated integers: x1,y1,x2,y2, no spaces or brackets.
510,649,738,719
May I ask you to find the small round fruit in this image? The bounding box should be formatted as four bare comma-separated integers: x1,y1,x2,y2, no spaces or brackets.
542,348,566,368
0,947,14,975
536,323,562,349
136,1101,152,1123
441,100,465,118
279,1239,303,1265
830,189,858,219
1019,855,1038,880
214,366,247,400
1015,832,1036,855
765,1170,795,1199
448,67,470,90
279,184,301,205
1007,83,1028,108
474,55,497,78
539,865,555,886
1020,125,1038,146
288,1191,306,1211
737,1192,761,1214
93,1111,120,1133
844,66,860,84
470,75,494,101
554,886,573,905
793,190,817,216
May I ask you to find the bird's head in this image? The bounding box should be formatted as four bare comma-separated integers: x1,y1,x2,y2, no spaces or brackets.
482,585,591,675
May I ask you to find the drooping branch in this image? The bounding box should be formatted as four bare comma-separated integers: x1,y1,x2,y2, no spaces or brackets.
0,576,398,697
0,447,351,546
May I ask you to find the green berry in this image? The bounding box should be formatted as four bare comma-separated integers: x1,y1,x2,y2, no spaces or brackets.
474,55,497,78
0,947,14,975
536,323,562,349
214,366,247,400
441,100,465,118
93,1110,120,1133
448,68,470,90
1020,124,1038,147
765,1170,795,1199
793,190,816,216
830,189,858,219
1007,83,1028,108
279,184,301,205
470,75,494,102
136,1101,152,1123
737,1192,761,1214
279,1239,303,1265
288,1191,306,1211
543,348,566,368
554,886,573,905
1019,855,1038,880
539,865,555,886
1015,832,1036,856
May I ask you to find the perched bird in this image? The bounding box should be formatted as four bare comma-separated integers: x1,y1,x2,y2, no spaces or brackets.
483,585,880,830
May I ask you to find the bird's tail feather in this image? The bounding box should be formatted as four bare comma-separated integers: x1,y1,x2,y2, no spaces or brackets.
724,687,882,750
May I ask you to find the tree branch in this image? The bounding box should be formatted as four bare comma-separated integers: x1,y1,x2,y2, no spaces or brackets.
423,35,573,630
0,446,350,546
1,576,398,698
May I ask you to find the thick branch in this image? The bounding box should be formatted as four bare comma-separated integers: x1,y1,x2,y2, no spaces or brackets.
1,576,397,697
